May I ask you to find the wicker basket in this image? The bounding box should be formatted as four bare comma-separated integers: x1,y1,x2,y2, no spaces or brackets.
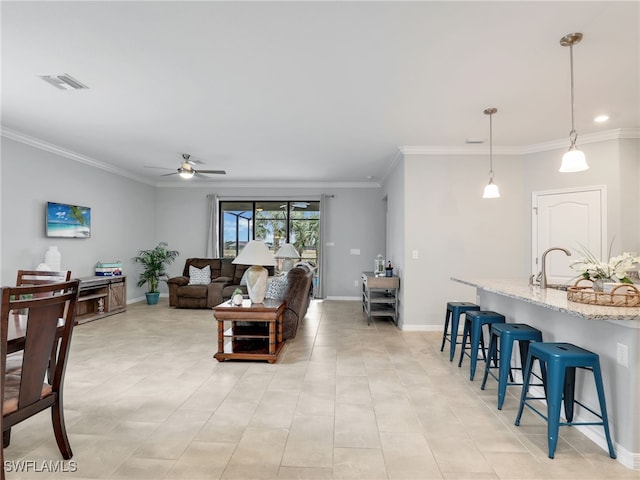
567,280,640,307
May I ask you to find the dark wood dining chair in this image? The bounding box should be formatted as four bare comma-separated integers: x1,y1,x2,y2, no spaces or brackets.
8,270,73,372
16,270,71,286
1,279,81,475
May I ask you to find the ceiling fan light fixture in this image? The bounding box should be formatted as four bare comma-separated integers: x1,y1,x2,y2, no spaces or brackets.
559,32,589,173
178,167,194,179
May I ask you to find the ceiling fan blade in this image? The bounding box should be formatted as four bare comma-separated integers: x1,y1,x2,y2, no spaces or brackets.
197,169,226,175
161,171,178,176
193,171,214,179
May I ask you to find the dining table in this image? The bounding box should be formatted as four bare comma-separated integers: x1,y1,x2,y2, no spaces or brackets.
5,312,65,354
6,313,30,354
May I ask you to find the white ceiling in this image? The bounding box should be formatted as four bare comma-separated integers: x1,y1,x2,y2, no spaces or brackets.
2,1,638,186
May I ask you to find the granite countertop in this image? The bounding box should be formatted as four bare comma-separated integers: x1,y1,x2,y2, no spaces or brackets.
451,277,640,322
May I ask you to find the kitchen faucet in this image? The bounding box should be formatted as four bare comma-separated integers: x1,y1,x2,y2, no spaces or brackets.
540,247,572,289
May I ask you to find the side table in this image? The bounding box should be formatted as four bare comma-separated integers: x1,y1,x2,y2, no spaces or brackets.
361,271,400,325
213,298,286,363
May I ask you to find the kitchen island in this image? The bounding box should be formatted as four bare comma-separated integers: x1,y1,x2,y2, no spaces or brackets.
452,277,639,470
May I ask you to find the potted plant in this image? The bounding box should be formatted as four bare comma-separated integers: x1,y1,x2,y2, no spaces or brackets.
133,242,179,304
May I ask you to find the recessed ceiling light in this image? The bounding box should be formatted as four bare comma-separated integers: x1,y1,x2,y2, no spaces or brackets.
594,114,609,123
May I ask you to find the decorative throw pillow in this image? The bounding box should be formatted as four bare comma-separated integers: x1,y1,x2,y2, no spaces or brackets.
265,275,288,299
188,265,211,285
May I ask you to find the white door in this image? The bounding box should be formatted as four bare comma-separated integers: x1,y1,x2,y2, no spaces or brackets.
532,186,606,285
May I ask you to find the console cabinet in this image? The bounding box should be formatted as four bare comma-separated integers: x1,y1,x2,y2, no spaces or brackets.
361,271,400,325
76,276,126,324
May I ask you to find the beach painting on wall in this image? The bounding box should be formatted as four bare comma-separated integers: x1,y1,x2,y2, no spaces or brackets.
46,202,91,238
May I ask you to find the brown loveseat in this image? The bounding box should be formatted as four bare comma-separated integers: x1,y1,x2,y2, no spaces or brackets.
167,258,274,309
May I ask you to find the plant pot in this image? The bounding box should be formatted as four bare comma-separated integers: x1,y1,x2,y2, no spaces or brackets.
145,292,160,305
592,278,611,292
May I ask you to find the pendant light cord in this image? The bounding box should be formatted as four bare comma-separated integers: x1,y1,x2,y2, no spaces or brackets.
567,39,579,148
489,112,494,180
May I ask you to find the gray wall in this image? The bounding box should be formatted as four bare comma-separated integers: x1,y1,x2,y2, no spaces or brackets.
381,156,405,323
3,134,636,311
399,151,527,330
523,138,640,255
155,185,386,298
0,138,386,301
1,138,156,301
391,136,639,331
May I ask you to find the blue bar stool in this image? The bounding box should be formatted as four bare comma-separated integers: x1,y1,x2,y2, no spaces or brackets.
515,342,616,459
440,302,480,362
481,323,543,409
458,310,505,380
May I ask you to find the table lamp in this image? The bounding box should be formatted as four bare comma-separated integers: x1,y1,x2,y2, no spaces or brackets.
274,243,301,273
232,240,276,303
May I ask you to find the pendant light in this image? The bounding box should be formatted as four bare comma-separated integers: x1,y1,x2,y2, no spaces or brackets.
482,107,500,199
559,32,589,172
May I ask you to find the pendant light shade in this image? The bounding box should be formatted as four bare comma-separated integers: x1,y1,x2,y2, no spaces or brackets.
482,107,500,199
559,32,589,173
483,182,500,199
560,147,588,173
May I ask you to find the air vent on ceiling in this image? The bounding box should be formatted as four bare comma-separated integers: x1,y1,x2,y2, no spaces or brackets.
39,74,89,90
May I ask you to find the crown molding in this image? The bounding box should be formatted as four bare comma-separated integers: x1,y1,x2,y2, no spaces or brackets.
399,145,522,155
1,127,157,187
1,127,380,188
521,128,640,154
155,181,381,189
3,126,637,187
379,148,404,184
400,128,640,156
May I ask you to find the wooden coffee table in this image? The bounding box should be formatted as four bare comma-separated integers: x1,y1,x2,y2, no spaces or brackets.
213,298,286,363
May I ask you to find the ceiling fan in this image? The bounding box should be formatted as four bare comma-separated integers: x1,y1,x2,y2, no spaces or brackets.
145,154,226,179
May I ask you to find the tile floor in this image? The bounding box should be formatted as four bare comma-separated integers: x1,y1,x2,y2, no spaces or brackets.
3,298,637,479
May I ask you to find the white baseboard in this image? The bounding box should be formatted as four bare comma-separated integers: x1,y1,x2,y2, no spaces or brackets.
127,292,169,304
400,324,441,332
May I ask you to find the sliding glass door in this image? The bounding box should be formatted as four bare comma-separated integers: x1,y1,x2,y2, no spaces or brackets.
220,201,320,269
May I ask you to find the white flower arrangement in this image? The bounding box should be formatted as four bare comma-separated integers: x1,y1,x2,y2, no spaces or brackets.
570,244,640,284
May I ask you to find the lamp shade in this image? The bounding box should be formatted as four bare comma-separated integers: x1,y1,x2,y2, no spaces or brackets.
232,240,275,304
483,182,500,199
274,243,300,260
232,240,276,266
559,148,588,172
274,243,300,273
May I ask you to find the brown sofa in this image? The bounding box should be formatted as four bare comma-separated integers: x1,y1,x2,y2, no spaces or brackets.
168,258,275,309
280,264,314,339
168,258,314,340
